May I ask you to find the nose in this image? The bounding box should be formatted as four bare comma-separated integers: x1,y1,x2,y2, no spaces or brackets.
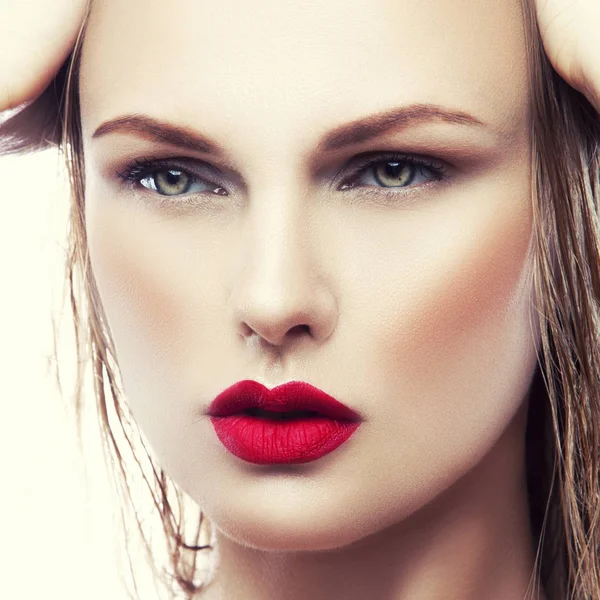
229,195,337,350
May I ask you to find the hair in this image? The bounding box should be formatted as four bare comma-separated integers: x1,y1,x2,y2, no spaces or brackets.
1,0,599,598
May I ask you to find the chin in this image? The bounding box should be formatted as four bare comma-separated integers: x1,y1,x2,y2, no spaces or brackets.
211,502,379,553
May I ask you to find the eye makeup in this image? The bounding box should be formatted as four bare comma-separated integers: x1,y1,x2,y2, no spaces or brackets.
114,150,450,205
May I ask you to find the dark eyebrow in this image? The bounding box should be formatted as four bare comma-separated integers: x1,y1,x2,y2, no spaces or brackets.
91,103,488,155
318,103,487,152
92,113,223,154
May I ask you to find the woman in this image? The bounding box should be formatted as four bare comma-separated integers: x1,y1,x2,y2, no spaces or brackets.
1,0,599,598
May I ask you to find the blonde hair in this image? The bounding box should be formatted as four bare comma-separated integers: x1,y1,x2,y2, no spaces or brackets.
1,0,599,597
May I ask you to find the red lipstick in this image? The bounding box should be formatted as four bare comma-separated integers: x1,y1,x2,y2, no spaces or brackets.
207,380,362,464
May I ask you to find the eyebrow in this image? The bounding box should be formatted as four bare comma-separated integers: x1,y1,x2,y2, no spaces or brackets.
91,103,488,156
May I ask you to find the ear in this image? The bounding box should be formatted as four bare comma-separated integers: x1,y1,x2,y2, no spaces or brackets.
0,56,71,157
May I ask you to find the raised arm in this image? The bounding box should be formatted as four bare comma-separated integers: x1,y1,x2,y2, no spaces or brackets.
0,0,88,155
534,0,600,112
0,0,88,112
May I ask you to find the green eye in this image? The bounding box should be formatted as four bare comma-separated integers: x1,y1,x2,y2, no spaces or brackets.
372,162,415,187
150,169,191,196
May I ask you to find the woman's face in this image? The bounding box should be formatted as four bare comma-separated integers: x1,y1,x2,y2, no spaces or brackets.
80,0,538,550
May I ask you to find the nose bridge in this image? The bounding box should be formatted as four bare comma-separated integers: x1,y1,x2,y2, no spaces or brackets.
230,185,334,347
245,191,307,301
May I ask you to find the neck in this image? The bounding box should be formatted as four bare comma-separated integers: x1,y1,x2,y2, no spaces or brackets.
200,400,547,600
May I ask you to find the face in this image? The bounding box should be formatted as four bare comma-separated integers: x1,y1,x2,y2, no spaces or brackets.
79,0,538,551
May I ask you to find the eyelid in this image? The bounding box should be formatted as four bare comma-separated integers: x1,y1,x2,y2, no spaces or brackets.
116,155,222,178
338,150,446,175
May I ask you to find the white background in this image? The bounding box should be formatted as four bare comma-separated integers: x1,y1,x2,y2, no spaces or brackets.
0,149,165,599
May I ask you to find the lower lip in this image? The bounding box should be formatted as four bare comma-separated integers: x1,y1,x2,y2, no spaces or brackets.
209,415,361,464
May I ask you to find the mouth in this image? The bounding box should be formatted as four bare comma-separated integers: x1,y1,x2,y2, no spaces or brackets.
208,379,363,465
206,380,362,465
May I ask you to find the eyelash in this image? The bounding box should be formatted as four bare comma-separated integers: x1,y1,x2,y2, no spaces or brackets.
114,152,449,204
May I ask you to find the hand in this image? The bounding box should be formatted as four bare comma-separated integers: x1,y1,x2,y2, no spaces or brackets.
533,0,600,109
0,0,88,113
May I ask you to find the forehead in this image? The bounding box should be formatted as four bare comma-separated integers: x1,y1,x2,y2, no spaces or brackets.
79,0,528,154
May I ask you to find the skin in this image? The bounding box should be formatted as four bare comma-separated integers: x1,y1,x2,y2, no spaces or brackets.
533,0,600,110
78,0,547,598
0,0,88,111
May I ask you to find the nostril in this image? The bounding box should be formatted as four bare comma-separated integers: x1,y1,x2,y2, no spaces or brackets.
289,324,310,337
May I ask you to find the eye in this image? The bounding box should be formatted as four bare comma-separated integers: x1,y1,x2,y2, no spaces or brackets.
338,152,448,196
114,152,449,206
115,156,227,197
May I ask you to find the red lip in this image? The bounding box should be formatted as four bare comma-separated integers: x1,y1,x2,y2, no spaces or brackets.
207,380,362,420
207,380,363,465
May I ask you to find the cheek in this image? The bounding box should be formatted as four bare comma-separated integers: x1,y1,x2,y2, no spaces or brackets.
363,178,538,460
408,199,533,369
85,201,197,396
84,198,217,468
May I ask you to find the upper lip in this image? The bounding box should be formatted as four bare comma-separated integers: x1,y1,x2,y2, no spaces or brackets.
207,380,363,421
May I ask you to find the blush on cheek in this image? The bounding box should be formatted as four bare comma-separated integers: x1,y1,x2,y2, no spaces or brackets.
379,190,535,396
356,186,538,503
431,209,531,351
